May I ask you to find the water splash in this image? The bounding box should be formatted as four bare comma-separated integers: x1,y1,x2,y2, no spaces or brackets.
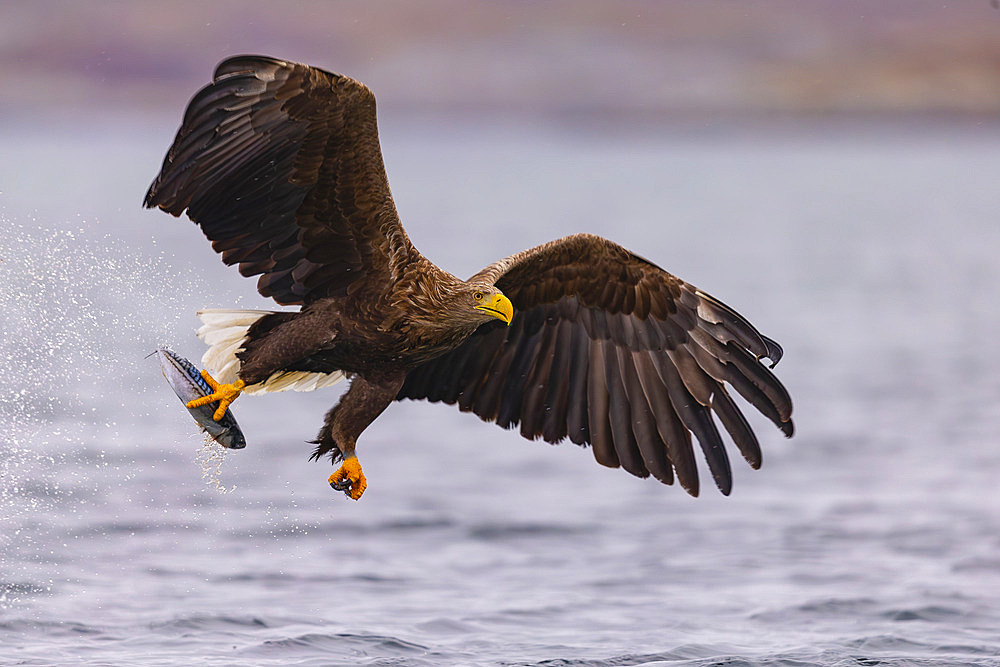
0,215,189,608
196,435,236,494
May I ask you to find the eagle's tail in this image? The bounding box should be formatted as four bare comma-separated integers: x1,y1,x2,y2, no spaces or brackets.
196,309,270,386
195,309,346,395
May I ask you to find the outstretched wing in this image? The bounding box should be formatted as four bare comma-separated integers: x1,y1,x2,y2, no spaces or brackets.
397,233,793,497
144,55,415,305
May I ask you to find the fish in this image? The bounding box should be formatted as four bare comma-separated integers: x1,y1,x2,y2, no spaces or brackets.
155,347,247,449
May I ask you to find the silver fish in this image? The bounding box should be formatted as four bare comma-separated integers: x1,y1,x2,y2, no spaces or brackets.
155,348,246,449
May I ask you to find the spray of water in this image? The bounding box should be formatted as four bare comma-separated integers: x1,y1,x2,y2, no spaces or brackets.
196,435,237,494
0,215,225,607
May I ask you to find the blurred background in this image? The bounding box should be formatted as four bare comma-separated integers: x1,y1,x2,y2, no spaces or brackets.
4,0,1000,121
2,2,1000,666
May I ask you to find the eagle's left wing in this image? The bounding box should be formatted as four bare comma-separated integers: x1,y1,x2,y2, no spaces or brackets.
397,233,793,496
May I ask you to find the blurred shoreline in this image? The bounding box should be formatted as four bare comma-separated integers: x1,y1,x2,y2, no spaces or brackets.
3,0,1000,127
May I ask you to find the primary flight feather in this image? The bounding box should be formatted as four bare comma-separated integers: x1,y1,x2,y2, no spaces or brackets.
145,55,793,500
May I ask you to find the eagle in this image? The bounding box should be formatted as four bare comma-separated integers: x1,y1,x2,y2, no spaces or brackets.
145,55,793,501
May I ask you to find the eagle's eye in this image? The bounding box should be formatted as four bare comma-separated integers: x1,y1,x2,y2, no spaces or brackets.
473,291,484,301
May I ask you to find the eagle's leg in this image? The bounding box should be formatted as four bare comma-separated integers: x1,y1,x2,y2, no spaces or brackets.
186,370,245,421
311,372,405,501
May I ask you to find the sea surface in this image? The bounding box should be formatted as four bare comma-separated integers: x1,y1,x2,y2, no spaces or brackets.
2,115,1000,666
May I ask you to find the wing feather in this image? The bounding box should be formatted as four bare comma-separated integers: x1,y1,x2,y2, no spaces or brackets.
520,316,561,440
564,323,592,446
621,349,673,484
604,342,647,477
711,386,763,469
651,350,733,495
633,350,698,494
587,339,620,469
541,318,575,443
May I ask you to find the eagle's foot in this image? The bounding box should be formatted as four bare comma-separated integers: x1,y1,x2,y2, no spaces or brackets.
329,456,367,500
186,371,245,421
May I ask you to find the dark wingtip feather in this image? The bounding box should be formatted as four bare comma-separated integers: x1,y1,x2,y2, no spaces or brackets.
143,182,175,211
760,334,784,367
213,54,285,80
144,167,166,209
711,389,762,469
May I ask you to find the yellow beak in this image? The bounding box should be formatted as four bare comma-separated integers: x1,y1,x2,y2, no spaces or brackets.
475,293,514,326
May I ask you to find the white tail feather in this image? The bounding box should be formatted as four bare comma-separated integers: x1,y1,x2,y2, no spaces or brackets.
196,309,345,395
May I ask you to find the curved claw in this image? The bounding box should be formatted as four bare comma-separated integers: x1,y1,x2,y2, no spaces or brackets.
186,371,245,421
328,457,367,500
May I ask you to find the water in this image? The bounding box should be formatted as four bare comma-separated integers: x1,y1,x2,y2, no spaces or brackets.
2,117,1000,666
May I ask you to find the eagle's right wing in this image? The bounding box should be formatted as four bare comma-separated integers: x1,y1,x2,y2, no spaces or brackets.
145,55,415,305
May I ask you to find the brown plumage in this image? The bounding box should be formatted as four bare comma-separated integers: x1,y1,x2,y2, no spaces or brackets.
145,55,793,500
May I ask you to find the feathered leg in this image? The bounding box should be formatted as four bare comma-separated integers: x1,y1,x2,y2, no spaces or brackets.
310,372,406,500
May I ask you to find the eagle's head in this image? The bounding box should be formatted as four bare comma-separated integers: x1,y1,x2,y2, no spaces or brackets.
400,276,514,337
469,285,514,326
433,281,513,332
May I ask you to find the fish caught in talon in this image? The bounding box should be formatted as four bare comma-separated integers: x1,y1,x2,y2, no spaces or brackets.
185,371,245,421
155,348,246,449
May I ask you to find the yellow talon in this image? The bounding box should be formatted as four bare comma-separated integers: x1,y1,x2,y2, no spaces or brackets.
328,457,367,500
186,371,245,421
